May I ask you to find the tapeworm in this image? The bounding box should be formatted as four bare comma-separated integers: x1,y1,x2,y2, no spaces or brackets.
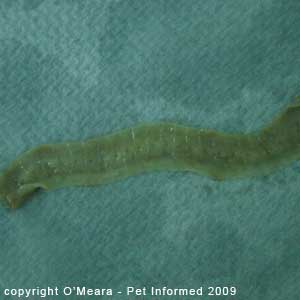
1,102,300,208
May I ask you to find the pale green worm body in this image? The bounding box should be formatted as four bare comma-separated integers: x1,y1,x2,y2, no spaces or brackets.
1,102,300,208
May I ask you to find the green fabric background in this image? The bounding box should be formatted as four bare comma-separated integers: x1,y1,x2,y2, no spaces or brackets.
0,0,299,299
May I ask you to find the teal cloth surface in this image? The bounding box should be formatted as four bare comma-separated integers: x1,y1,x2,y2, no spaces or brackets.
0,1,299,299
